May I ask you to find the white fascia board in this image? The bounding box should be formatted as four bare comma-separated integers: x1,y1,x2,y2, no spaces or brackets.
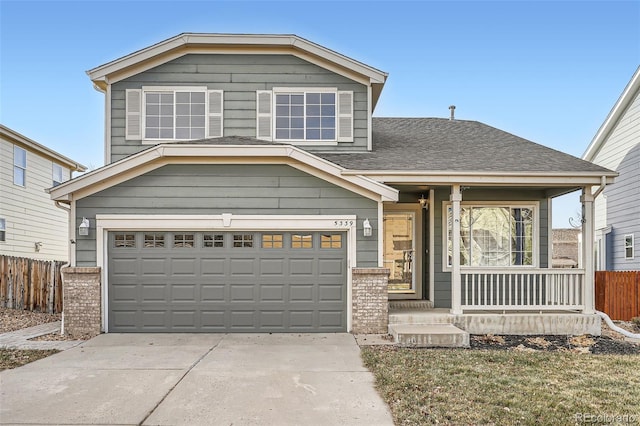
49,144,398,203
0,125,87,172
346,170,617,186
583,66,640,161
87,33,387,87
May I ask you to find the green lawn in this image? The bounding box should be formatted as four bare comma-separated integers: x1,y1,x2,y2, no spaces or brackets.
362,346,640,425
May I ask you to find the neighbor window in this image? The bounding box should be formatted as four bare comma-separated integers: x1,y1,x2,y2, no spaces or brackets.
125,87,223,141
446,204,535,267
0,219,5,242
624,234,634,259
52,164,64,187
13,146,26,186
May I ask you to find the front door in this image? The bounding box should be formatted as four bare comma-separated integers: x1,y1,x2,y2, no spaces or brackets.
383,206,422,299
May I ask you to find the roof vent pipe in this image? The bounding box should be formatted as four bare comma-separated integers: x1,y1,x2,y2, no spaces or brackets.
449,105,456,120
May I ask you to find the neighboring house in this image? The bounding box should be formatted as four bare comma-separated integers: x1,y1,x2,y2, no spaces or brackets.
1,125,86,262
551,228,581,269
583,66,640,271
50,33,616,337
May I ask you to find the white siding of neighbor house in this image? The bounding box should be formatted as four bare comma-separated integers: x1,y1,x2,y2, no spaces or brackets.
591,90,640,231
0,137,72,261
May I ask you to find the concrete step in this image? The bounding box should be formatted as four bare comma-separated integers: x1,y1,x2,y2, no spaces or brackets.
388,300,434,310
389,323,470,348
388,309,454,325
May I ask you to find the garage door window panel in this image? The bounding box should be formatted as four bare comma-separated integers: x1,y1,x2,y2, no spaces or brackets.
173,233,195,248
114,234,136,248
204,234,224,248
233,234,253,248
292,234,313,249
262,234,283,248
145,233,165,248
321,234,342,249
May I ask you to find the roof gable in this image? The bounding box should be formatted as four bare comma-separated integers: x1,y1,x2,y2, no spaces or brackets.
0,124,86,172
87,33,388,109
583,66,640,162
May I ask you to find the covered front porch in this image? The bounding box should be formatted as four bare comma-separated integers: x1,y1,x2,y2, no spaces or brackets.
371,177,612,340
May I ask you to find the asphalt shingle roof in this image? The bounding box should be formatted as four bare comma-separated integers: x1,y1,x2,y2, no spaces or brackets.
317,118,613,174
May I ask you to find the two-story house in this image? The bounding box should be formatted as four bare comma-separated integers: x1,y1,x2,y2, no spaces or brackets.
1,125,86,262
583,66,639,271
50,34,616,339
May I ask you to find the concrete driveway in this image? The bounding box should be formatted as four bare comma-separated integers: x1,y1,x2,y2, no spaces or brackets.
0,333,393,425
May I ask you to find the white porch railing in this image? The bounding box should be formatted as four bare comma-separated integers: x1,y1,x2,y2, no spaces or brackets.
461,269,585,311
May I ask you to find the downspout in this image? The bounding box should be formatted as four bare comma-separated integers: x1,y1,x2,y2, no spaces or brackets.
596,311,640,339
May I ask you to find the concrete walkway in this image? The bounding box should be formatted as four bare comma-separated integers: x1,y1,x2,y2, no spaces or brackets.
0,333,394,425
0,321,84,350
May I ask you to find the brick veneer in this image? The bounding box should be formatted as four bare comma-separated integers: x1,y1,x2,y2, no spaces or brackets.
61,267,101,338
351,268,389,334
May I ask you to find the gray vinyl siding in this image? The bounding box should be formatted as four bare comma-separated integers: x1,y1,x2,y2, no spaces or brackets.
110,54,368,162
75,164,377,267
431,187,550,308
605,141,640,270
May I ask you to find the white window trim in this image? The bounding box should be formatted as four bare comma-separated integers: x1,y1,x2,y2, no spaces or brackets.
95,214,357,333
624,234,634,260
272,87,339,145
139,86,219,145
13,145,26,187
442,201,540,270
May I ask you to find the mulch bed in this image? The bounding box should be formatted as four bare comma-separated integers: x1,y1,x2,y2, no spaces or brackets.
470,333,639,355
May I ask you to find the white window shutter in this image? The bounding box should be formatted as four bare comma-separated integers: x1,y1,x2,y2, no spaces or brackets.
125,89,142,140
208,90,224,138
256,90,273,141
337,91,353,142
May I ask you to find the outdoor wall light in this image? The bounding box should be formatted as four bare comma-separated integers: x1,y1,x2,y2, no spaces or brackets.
418,194,428,209
78,217,90,236
363,218,372,237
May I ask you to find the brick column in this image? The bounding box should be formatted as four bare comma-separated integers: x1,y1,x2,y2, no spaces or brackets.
61,267,101,338
351,268,389,334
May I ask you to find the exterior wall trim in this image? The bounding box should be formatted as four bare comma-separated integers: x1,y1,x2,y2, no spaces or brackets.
95,214,358,333
50,144,399,203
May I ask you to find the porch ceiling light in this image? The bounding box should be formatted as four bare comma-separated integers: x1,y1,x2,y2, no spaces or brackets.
418,194,428,209
78,217,90,236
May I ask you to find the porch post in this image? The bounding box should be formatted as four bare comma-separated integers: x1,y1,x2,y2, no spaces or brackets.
581,189,595,314
450,185,463,314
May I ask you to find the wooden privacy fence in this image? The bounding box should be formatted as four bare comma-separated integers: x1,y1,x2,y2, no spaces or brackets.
0,255,66,313
595,271,640,321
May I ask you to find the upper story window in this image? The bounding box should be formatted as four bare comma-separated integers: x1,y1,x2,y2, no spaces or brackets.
624,234,634,259
256,88,353,144
52,163,64,187
125,87,223,142
446,204,536,267
13,146,26,187
0,218,6,242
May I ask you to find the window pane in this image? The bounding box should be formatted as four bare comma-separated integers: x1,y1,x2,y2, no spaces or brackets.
14,147,26,167
321,93,335,103
115,234,136,248
204,234,224,248
262,234,283,248
13,167,25,186
292,234,313,249
233,234,253,248
307,93,320,103
321,234,342,249
191,127,205,139
52,164,63,186
144,233,165,248
174,233,195,248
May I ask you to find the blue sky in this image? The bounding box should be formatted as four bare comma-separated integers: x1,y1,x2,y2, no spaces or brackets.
1,0,639,227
